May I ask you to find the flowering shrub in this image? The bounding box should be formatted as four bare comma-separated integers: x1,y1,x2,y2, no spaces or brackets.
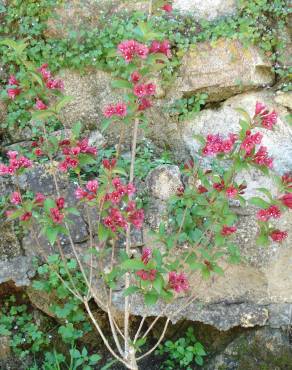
1,24,291,370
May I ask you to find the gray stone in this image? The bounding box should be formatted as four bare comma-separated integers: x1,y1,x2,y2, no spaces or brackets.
0,256,35,286
145,165,182,201
175,39,275,102
173,0,237,20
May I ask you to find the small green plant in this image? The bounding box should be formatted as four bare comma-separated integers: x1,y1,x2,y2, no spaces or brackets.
156,327,207,369
167,93,208,122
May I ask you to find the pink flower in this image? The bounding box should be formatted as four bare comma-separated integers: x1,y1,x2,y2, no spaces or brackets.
34,148,43,156
270,229,288,243
267,205,281,218
7,88,21,99
280,193,292,209
128,209,144,229
162,3,173,12
10,192,22,205
104,104,116,118
102,158,116,170
37,63,51,81
117,40,149,62
127,183,136,195
213,181,225,192
168,272,189,293
131,71,141,84
71,147,81,155
7,151,18,159
35,193,45,205
8,75,19,86
56,197,65,210
20,212,32,222
221,225,237,236
141,248,152,265
46,79,64,90
86,180,98,193
146,83,156,96
149,40,172,58
136,269,157,281
202,134,236,156
75,187,87,200
50,208,64,224
115,103,127,117
254,102,277,130
133,84,147,98
257,209,270,222
138,98,152,111
103,208,127,232
226,186,238,198
253,146,273,168
35,98,48,110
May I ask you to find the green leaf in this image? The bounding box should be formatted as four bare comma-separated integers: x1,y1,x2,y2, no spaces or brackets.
54,96,73,113
123,286,140,296
31,109,56,121
78,153,96,166
153,275,164,294
98,224,110,242
121,259,145,271
101,118,112,132
144,291,158,306
249,197,270,209
44,198,56,213
89,354,101,364
45,227,59,245
72,121,82,138
111,79,132,89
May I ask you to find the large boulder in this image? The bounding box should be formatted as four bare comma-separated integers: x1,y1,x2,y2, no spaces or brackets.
174,39,275,102
173,0,237,21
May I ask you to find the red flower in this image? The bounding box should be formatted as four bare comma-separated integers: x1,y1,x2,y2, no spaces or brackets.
226,186,238,198
198,185,208,194
56,197,65,210
34,148,43,156
133,84,147,98
7,88,21,99
168,272,189,293
146,83,156,96
37,63,51,81
75,187,87,200
270,229,288,243
136,269,157,281
257,209,270,222
50,208,64,224
280,193,292,209
149,40,172,58
162,4,173,12
10,192,22,205
138,98,152,111
254,102,277,130
8,75,19,86
131,71,141,84
253,146,273,168
213,181,225,192
35,193,45,205
20,212,32,222
117,40,149,62
115,103,127,117
141,248,152,265
102,158,116,170
86,179,98,193
221,225,237,236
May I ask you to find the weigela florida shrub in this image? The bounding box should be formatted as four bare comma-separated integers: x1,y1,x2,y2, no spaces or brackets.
1,24,291,368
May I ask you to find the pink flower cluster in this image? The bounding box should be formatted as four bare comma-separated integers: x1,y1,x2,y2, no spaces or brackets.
102,158,117,170
105,178,136,205
270,229,288,242
103,103,127,119
168,272,189,293
162,3,173,12
0,151,32,175
37,63,64,90
104,208,128,231
252,146,273,168
221,225,237,236
255,102,277,130
136,269,157,281
241,131,263,154
75,179,99,201
126,201,145,229
7,75,21,99
257,205,281,222
50,206,64,224
118,40,149,62
133,83,156,98
280,193,292,209
149,40,172,58
202,134,237,156
58,138,97,172
10,191,22,205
